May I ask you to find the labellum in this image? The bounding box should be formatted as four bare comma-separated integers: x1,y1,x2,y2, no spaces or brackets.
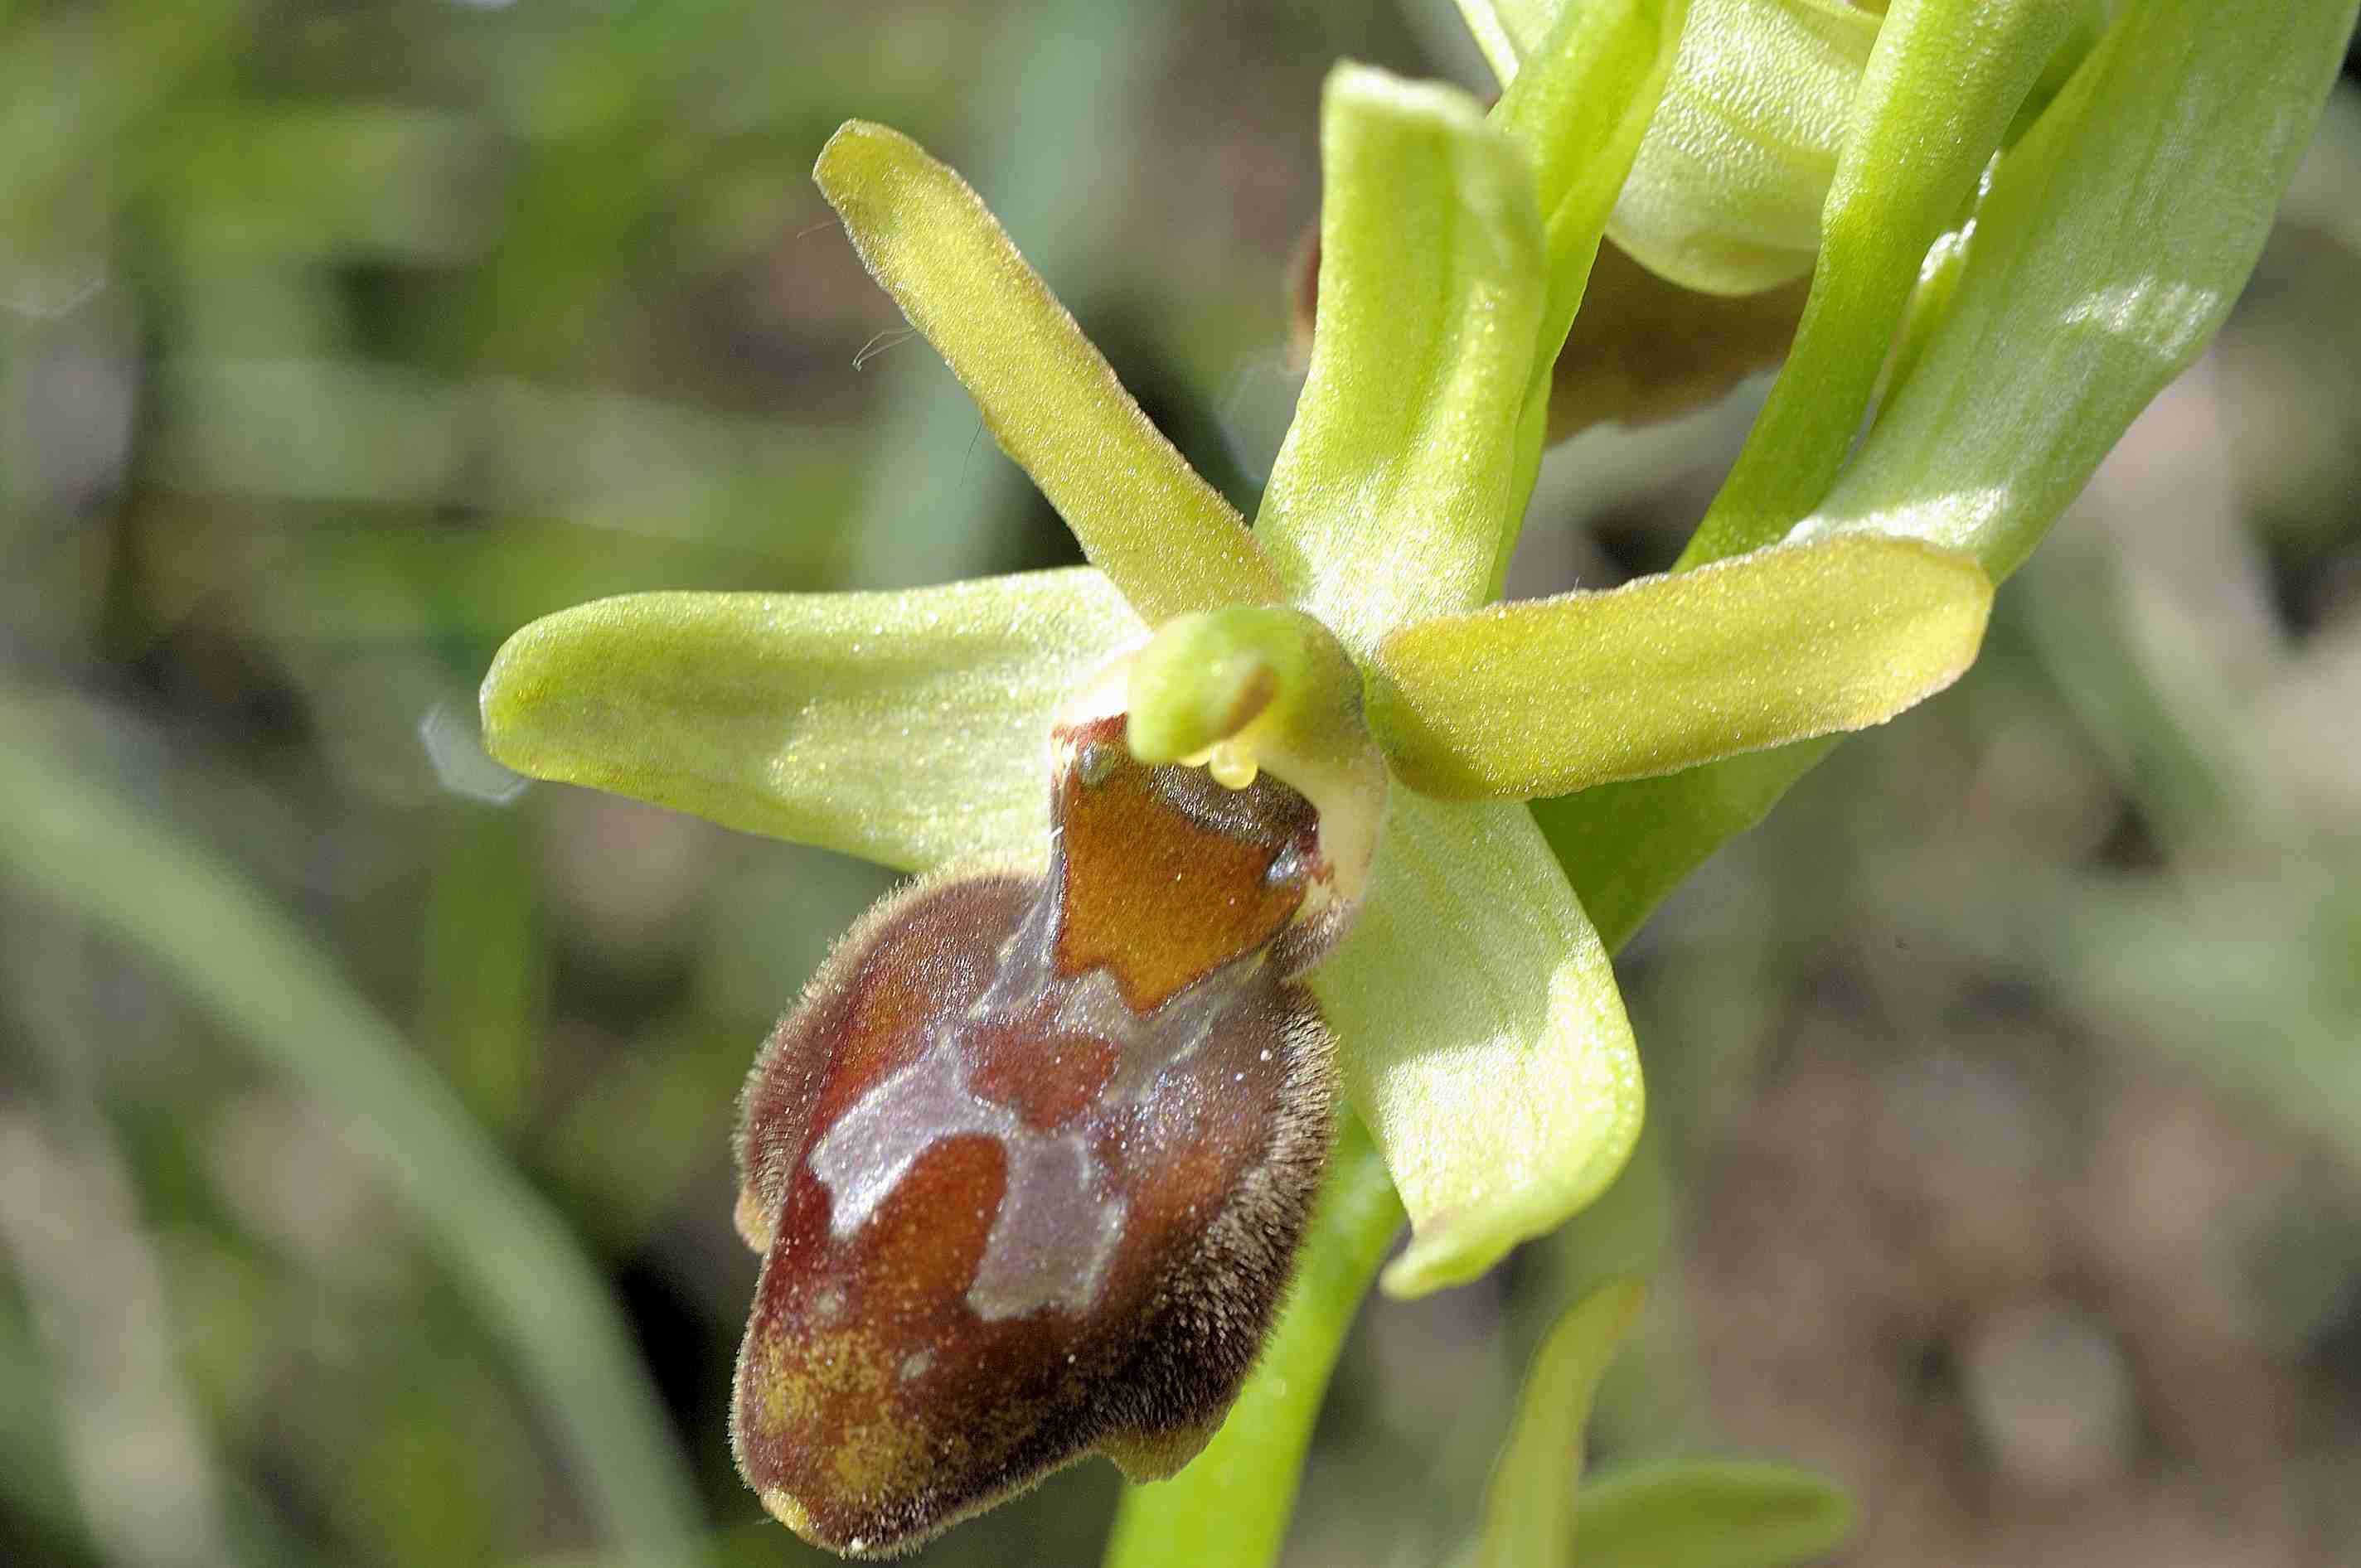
730,668,1367,1557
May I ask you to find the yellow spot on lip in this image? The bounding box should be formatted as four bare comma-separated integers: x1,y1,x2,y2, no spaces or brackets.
758,1486,818,1541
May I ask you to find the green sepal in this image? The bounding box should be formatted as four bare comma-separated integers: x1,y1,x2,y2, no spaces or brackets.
1255,65,1546,653
814,121,1282,625
1311,796,1642,1297
479,567,1142,872
1578,1459,1855,1568
1471,1279,1647,1568
1680,0,2082,565
1370,533,1990,801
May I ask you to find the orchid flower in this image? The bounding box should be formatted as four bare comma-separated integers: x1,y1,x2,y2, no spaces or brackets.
477,0,2353,1558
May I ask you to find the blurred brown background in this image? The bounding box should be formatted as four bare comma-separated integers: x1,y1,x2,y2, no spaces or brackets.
4,2,2359,1566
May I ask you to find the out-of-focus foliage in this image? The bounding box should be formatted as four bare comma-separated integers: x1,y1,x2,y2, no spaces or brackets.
4,2,2359,1566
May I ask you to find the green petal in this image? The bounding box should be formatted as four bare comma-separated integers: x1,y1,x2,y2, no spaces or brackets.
1578,1459,1855,1568
1311,795,1642,1296
1254,66,1546,652
813,122,1281,624
1489,0,1690,545
1797,0,2359,580
1680,0,2084,564
1370,533,1990,801
479,567,1142,872
1472,1279,1647,1568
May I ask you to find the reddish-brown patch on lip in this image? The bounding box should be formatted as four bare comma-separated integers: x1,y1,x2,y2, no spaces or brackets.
965,1025,1119,1130
1052,716,1316,1013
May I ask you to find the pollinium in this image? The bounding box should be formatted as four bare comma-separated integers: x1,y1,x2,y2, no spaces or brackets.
730,690,1355,1556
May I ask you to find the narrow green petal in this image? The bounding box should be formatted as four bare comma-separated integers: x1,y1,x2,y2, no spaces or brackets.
1488,0,1689,551
1578,1459,1855,1568
814,122,1281,624
1551,0,2356,954
1312,795,1642,1297
1680,0,2079,565
1370,533,1990,801
1254,66,1546,652
480,567,1142,872
1472,1279,1647,1568
1797,0,2360,580
1607,0,1878,298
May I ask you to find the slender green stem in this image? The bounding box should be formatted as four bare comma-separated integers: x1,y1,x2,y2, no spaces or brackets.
0,700,705,1568
1102,1116,1404,1568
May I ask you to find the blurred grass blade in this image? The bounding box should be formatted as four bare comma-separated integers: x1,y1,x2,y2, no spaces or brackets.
1544,0,2354,951
1682,0,2077,565
481,568,1143,873
1472,1278,1647,1568
1370,533,1990,800
1796,0,2360,579
1102,1120,1404,1568
1578,1459,1855,1568
1313,796,1641,1297
815,121,1281,624
1256,66,1545,651
0,704,704,1568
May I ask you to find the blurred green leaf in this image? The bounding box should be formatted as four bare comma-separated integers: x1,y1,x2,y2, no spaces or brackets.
480,567,1142,872
815,120,1282,623
1576,1459,1854,1568
1471,1278,1647,1568
1370,533,1990,801
1255,65,1544,650
0,701,705,1568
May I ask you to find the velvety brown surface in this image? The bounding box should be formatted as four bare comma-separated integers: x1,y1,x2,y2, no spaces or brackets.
730,743,1336,1556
